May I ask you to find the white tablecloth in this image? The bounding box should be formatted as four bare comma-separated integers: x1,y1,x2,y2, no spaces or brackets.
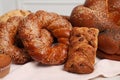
1,58,120,80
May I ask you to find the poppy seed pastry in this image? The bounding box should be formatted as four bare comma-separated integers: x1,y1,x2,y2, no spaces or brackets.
0,54,11,78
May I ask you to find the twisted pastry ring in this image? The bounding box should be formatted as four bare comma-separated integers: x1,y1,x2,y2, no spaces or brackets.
19,10,72,65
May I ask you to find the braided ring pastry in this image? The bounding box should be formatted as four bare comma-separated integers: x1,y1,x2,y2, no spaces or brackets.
70,0,120,60
19,10,72,65
0,17,31,64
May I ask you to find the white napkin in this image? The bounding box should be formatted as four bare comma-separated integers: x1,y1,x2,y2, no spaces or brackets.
2,58,120,80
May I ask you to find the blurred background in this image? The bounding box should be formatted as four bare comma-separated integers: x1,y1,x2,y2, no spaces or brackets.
0,0,85,15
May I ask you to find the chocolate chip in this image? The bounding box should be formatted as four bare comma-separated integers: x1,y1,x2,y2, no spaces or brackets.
79,63,84,67
70,64,74,68
76,48,80,52
79,37,84,42
88,41,92,46
75,34,81,37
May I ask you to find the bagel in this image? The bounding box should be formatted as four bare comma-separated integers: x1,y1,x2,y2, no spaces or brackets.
19,10,72,65
0,17,31,64
70,0,120,60
0,10,31,49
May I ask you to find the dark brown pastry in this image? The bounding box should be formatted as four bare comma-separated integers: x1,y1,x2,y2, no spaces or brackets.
0,54,11,78
19,10,72,65
0,17,31,64
97,50,120,61
64,27,99,74
70,0,120,60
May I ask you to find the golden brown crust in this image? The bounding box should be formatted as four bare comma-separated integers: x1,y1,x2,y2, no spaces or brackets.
0,54,11,68
70,0,120,61
64,27,99,74
108,0,120,25
0,17,31,64
19,10,72,65
0,10,31,23
0,54,11,78
0,9,31,50
84,0,108,13
0,66,10,78
109,11,120,25
108,0,120,12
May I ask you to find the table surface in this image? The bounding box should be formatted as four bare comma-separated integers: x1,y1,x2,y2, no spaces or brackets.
1,58,120,80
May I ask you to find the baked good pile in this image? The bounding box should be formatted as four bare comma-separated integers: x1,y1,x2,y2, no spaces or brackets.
70,0,120,61
0,0,120,77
